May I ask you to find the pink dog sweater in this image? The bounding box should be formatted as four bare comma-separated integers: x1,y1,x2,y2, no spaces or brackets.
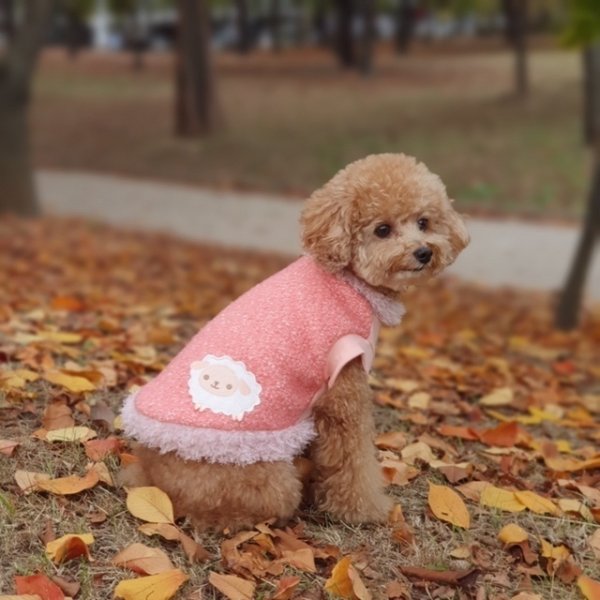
122,256,404,465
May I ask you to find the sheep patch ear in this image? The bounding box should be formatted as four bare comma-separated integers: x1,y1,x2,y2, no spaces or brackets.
238,380,251,396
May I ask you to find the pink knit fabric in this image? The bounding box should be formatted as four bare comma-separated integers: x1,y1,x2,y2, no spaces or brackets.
123,256,382,464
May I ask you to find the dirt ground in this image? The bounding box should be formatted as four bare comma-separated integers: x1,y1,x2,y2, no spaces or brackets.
32,44,586,220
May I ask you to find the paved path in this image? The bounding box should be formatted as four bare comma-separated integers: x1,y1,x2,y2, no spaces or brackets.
37,169,600,300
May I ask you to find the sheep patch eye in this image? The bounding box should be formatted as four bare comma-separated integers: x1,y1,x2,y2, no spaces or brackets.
374,223,392,238
226,384,233,390
203,374,210,380
417,217,429,231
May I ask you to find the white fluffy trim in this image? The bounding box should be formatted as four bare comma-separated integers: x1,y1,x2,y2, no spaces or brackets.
121,394,316,465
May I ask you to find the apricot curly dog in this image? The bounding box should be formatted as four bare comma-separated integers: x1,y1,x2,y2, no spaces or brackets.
121,153,469,531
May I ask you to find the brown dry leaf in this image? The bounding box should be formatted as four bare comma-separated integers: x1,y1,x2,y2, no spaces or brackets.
37,469,99,495
479,387,514,407
428,482,470,529
498,524,528,545
399,566,480,587
375,431,407,451
138,523,209,563
478,421,521,447
385,581,410,599
578,574,600,600
41,404,74,431
408,392,431,410
281,548,316,573
588,530,600,559
45,426,97,443
557,498,594,521
45,533,94,563
385,378,420,393
43,370,95,393
437,424,479,441
126,487,174,524
87,461,114,486
208,572,255,600
513,491,560,516
114,569,188,600
480,485,526,512
456,481,491,502
14,470,51,494
112,543,175,575
401,441,436,465
381,456,419,486
14,573,65,600
271,576,300,600
0,439,19,456
510,593,543,600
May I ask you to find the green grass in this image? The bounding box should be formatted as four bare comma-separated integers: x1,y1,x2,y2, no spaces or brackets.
33,47,587,219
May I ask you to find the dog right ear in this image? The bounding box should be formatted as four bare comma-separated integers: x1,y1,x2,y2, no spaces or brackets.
300,184,353,272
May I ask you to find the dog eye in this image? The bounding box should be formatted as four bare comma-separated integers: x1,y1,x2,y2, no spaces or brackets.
417,217,429,231
374,224,392,238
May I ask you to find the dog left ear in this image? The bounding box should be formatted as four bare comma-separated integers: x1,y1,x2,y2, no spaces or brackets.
300,184,353,272
447,208,470,253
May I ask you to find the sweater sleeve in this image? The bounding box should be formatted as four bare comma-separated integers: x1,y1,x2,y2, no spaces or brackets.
325,334,374,389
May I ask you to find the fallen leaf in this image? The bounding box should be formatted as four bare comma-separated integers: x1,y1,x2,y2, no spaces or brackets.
478,421,521,447
375,431,407,451
41,404,74,431
588,530,600,559
540,538,570,561
14,471,51,494
479,387,514,407
208,572,255,600
138,523,209,562
114,569,188,600
401,441,436,465
271,576,300,600
37,469,99,495
324,556,371,599
281,548,316,573
84,438,122,460
456,481,491,502
45,533,94,563
14,574,65,600
498,524,528,545
43,370,95,393
126,487,174,524
449,546,471,559
0,439,19,456
408,392,431,410
480,485,526,512
428,482,470,529
385,581,410,599
513,491,560,516
578,574,600,600
112,543,175,575
436,425,479,441
510,593,543,600
399,566,480,587
45,426,96,443
557,498,594,521
51,295,85,312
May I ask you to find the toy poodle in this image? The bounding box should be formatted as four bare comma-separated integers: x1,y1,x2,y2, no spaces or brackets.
121,153,469,531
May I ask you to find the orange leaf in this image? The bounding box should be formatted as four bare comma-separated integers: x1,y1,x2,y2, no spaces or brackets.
578,574,600,600
114,569,188,600
51,295,85,312
41,404,74,431
138,523,209,563
272,576,301,600
375,431,407,451
436,424,479,441
84,438,122,460
208,572,255,600
112,543,174,575
37,469,99,495
0,439,19,456
14,470,51,494
281,548,316,573
478,421,520,447
45,533,94,563
427,483,470,529
324,556,371,599
14,574,65,600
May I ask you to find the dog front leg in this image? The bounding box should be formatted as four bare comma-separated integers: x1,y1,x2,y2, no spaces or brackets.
309,358,391,523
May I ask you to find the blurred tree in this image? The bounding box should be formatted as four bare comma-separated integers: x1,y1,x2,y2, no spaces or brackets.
501,0,529,97
0,0,15,42
108,0,148,70
312,0,330,47
0,0,54,216
357,0,375,75
175,0,219,136
334,0,356,67
395,0,417,54
556,0,600,329
234,0,251,53
62,0,94,59
270,0,282,52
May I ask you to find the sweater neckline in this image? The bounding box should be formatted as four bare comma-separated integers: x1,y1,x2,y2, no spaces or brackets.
337,269,405,326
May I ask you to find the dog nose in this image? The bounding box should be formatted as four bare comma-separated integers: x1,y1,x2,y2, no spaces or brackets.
413,246,432,264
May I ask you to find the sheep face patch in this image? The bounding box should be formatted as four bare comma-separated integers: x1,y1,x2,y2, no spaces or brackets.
188,355,262,420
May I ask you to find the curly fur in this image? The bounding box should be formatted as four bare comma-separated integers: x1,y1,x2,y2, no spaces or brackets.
124,153,469,532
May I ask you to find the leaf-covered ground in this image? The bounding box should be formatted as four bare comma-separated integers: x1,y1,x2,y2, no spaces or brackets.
1,217,599,600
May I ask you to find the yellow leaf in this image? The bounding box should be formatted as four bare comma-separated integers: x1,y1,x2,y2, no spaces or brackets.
14,470,50,494
45,426,97,443
38,331,83,344
44,370,95,393
557,499,594,521
480,486,526,513
408,392,431,410
479,387,514,407
449,546,471,559
127,487,175,524
577,574,600,599
427,483,470,529
114,569,188,600
324,557,354,599
208,572,255,600
0,368,39,390
513,491,560,516
37,469,100,495
498,524,529,545
45,533,94,563
401,442,436,466
539,538,570,561
112,543,175,575
385,378,420,393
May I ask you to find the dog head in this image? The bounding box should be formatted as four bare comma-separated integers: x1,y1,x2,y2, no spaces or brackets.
301,153,469,292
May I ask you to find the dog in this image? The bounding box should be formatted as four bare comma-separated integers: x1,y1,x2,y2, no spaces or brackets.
121,153,469,532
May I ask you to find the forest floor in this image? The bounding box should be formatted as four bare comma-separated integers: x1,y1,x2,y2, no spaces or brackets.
32,44,585,221
1,217,599,600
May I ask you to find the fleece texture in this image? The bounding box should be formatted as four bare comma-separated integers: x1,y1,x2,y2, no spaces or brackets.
123,256,402,464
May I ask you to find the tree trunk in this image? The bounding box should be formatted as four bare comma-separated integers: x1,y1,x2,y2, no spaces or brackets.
234,0,251,54
270,0,282,53
357,0,375,76
395,0,416,54
556,45,600,330
1,0,15,41
313,0,329,48
502,0,528,97
334,0,356,68
175,0,218,137
0,0,55,216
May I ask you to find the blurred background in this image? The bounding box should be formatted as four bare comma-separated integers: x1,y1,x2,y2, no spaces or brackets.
0,0,598,328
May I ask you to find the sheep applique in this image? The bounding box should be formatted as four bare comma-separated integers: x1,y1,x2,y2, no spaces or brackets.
187,355,262,421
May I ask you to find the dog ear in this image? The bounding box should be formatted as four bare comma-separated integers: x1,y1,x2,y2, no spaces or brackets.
300,184,353,272
446,208,470,254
